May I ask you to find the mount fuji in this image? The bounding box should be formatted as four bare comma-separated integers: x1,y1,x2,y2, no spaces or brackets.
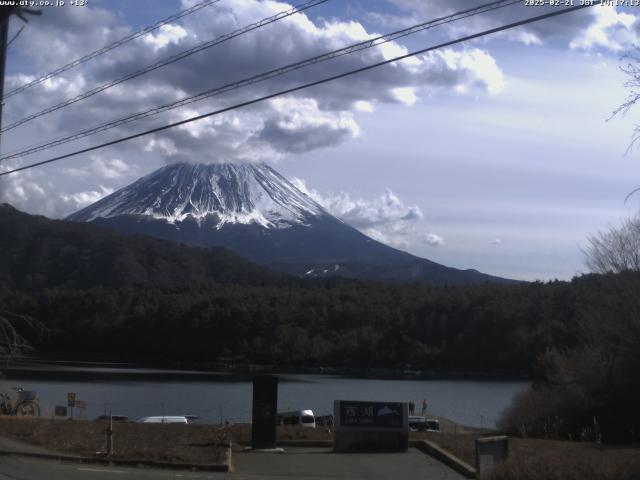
67,162,511,285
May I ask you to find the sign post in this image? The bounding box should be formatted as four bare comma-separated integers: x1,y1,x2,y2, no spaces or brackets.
251,376,278,450
75,400,87,420
67,392,76,420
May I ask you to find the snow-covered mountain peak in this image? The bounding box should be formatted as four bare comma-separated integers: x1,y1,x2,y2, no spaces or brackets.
67,162,327,229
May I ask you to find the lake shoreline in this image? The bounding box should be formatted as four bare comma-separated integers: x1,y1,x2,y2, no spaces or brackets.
2,354,530,382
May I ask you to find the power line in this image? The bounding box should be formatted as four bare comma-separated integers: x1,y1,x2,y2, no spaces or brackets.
3,0,220,100
6,25,24,48
1,0,329,133
0,0,521,163
0,3,594,178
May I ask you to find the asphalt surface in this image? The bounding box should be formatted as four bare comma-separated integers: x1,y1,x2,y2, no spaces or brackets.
0,456,224,479
0,427,467,480
0,435,59,455
238,446,465,480
0,447,467,480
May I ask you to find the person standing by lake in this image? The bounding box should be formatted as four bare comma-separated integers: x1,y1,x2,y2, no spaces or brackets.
421,399,428,416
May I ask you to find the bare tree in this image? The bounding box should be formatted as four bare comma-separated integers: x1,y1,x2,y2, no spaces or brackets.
611,52,640,152
584,215,640,273
0,312,45,362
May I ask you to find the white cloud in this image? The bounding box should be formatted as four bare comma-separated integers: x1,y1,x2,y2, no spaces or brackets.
0,168,59,217
258,97,361,154
2,0,507,171
145,138,178,157
91,157,131,179
64,156,132,180
142,24,188,50
353,100,375,113
384,0,638,52
491,238,503,245
291,178,443,249
425,233,444,246
61,185,114,210
1,152,136,218
515,31,542,46
569,6,637,52
391,87,418,106
434,49,505,95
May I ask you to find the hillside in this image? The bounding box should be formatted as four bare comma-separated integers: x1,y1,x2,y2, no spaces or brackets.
0,203,289,290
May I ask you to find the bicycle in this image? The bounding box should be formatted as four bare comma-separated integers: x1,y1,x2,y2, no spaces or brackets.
0,387,40,417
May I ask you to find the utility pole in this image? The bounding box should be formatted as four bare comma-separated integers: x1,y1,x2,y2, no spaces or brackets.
0,7,16,136
0,6,41,145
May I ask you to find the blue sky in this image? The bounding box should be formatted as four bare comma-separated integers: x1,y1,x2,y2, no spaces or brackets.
1,0,639,281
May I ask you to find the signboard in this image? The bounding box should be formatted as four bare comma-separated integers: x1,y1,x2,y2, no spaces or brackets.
75,400,87,409
338,401,404,429
67,392,76,407
334,400,409,452
54,406,68,417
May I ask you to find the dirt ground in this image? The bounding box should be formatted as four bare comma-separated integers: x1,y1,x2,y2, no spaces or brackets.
0,417,449,465
0,417,232,464
0,416,638,476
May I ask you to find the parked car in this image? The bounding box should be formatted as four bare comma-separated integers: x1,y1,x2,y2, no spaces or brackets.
277,409,316,428
425,419,440,432
408,415,440,432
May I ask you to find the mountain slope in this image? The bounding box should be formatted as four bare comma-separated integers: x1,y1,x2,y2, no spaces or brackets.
68,163,325,228
67,163,514,285
0,203,287,291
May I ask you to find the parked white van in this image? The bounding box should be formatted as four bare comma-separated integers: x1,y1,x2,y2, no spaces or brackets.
277,409,316,428
137,416,189,424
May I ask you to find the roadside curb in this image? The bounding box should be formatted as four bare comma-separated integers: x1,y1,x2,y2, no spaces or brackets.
410,440,476,478
0,447,232,472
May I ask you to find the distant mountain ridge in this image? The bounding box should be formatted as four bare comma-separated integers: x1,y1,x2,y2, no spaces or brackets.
67,162,515,285
0,203,286,291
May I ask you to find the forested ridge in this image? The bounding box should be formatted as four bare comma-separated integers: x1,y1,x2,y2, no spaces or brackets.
0,203,290,289
1,276,605,374
0,203,631,376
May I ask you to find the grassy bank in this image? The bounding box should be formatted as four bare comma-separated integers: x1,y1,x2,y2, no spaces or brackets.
410,431,640,480
491,438,640,480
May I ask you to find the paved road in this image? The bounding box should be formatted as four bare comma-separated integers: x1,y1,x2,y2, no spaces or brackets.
0,447,466,479
234,447,465,480
0,436,60,455
0,456,225,480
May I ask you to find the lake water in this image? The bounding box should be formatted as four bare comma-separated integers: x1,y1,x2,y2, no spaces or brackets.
1,366,528,428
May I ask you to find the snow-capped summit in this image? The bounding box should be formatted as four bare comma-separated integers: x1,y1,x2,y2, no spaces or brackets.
67,162,513,285
67,162,326,228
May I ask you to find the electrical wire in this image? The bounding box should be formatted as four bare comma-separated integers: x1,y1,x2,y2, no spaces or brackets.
0,0,520,163
0,0,329,134
0,3,595,177
6,25,24,48
3,0,220,100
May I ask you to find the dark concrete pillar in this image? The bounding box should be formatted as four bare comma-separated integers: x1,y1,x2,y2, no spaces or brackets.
251,375,278,449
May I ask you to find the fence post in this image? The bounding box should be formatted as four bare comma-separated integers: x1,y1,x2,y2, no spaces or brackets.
105,412,114,456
